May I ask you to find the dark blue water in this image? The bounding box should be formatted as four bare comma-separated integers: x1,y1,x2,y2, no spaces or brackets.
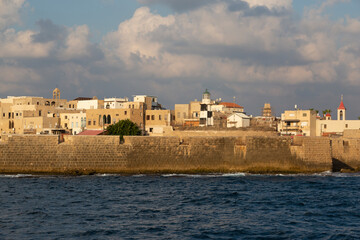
1,172,360,239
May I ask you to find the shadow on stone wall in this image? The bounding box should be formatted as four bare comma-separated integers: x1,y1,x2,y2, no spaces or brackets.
332,158,354,172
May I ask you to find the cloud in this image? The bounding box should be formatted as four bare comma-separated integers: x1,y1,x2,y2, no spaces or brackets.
0,28,53,58
0,0,26,30
137,0,216,12
1,0,360,118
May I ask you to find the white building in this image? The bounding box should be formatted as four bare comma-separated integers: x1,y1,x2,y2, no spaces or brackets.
227,113,250,128
316,97,360,136
104,97,129,109
77,99,103,110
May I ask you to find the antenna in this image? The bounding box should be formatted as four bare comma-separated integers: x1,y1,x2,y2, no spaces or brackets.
341,94,343,102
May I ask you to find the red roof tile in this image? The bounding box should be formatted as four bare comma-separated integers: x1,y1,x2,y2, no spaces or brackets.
338,100,346,110
77,130,105,135
219,102,243,108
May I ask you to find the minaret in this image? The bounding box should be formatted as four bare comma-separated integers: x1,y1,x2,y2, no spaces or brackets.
337,95,346,121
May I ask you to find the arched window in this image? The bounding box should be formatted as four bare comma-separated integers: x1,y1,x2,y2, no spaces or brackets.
9,121,11,129
103,115,107,124
11,121,14,129
45,101,50,106
51,101,56,106
107,115,111,124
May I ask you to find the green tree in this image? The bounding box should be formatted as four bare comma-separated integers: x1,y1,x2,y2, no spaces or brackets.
322,109,332,117
106,119,141,141
309,108,319,114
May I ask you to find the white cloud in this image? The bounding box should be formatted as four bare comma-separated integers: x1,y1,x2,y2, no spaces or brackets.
0,0,26,30
242,0,292,9
59,25,92,60
0,28,53,58
101,1,360,87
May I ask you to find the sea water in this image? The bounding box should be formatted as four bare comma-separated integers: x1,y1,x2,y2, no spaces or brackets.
1,172,360,239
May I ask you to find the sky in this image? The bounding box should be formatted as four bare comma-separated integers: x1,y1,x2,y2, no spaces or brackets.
1,0,360,118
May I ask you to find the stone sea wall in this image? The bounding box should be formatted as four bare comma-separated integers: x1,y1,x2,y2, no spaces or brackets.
0,134,351,174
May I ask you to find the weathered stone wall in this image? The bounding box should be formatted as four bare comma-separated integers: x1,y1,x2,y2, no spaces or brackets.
166,130,277,137
331,137,360,170
0,134,336,174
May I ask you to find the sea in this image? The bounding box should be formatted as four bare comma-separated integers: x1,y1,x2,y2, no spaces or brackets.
1,172,360,240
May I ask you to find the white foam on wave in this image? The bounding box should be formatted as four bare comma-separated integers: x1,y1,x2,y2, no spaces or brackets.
0,174,35,178
162,173,248,178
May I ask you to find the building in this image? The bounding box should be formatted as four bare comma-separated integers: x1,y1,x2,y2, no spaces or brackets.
76,98,104,110
85,107,145,131
278,109,317,136
0,89,79,134
145,109,174,135
133,95,162,110
316,96,360,136
60,112,86,135
104,97,129,109
227,113,251,128
215,102,244,114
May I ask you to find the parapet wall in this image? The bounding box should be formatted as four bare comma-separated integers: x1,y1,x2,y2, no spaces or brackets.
0,134,337,174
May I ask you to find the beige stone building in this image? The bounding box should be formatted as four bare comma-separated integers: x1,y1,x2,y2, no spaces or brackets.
278,109,317,136
60,112,87,135
145,109,174,135
85,107,145,131
0,90,80,134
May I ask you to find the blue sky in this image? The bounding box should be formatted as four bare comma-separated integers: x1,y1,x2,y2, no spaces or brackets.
1,0,360,118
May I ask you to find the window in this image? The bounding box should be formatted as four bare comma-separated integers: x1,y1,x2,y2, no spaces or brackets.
177,112,180,118
76,122,78,128
69,104,71,108
164,115,168,121
124,111,127,115
2,113,5,117
147,115,150,120
37,102,39,105
93,121,96,125
116,114,119,116
324,124,327,129
150,128,153,132
71,122,74,128
159,115,162,120
65,123,68,128
346,124,348,128
16,113,18,117
183,112,186,118
65,115,67,119
88,121,91,125
39,111,42,117
303,113,307,117
151,115,155,120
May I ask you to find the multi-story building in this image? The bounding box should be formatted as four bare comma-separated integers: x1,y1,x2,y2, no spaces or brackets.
0,89,80,134
104,97,129,109
145,109,174,135
278,109,317,136
85,107,145,131
60,112,87,135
